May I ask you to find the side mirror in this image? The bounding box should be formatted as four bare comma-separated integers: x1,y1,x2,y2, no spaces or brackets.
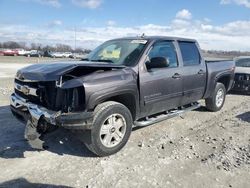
146,57,169,70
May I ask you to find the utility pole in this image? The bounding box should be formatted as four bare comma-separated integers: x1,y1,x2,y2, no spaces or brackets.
74,26,76,52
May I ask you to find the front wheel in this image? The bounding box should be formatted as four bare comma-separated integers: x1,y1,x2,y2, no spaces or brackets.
84,101,133,156
205,83,226,112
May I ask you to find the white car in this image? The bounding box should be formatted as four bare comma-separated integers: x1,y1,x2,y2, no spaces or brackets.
16,49,29,56
63,52,73,58
70,53,87,59
51,52,65,58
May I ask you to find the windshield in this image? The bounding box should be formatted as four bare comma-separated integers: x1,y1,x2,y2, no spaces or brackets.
236,58,250,67
86,39,147,66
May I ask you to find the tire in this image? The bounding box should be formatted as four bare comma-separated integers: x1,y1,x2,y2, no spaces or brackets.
84,101,133,156
205,82,226,112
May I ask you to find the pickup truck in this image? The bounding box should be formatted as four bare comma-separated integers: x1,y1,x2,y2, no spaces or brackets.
10,36,235,156
231,56,250,94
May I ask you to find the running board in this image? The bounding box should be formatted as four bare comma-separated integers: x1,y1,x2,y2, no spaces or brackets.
134,102,200,127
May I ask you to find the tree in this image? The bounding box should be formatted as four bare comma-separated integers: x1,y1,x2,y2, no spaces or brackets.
30,43,42,50
42,45,56,52
55,44,72,52
2,41,21,49
83,49,91,54
74,47,83,53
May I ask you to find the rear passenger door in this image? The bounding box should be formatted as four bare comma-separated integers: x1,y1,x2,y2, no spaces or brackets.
178,41,207,105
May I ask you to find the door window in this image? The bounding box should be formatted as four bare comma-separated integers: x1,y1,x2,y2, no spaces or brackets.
178,42,201,66
148,41,178,68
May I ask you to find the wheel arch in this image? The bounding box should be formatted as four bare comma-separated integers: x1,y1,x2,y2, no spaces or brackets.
87,91,139,121
216,74,231,91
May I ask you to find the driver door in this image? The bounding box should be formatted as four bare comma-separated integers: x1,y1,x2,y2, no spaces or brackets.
139,41,183,116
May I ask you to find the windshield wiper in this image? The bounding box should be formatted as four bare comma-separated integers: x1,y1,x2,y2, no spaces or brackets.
91,59,114,64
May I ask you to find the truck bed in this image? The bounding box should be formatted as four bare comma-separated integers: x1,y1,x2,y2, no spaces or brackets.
203,59,235,98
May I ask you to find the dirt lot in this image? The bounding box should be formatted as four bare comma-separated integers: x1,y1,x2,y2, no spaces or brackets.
0,56,249,188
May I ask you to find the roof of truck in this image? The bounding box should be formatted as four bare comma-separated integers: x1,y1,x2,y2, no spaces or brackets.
110,36,197,42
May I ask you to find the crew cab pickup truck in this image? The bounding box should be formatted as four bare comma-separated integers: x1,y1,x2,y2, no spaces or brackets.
10,36,235,156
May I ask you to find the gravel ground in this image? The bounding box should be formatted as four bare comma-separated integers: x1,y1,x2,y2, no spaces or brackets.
0,56,249,188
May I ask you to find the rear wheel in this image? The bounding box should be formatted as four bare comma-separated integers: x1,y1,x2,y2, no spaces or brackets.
205,82,226,112
84,101,133,156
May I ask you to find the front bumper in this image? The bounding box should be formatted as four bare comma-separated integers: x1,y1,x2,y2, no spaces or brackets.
10,93,93,129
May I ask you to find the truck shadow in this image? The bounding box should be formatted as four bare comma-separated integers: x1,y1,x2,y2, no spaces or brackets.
0,178,72,188
236,111,250,123
228,91,250,96
0,105,95,159
194,106,208,112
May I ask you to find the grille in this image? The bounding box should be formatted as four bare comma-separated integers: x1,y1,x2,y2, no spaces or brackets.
14,79,59,109
235,73,250,81
14,78,41,104
14,79,85,112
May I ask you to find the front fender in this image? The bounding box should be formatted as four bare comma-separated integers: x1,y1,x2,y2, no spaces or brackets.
87,86,139,109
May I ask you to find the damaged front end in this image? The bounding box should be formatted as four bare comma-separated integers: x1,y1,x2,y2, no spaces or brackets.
10,92,93,149
11,93,60,149
10,61,126,149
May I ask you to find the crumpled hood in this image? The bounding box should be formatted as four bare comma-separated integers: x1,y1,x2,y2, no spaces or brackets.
235,67,250,74
16,61,125,81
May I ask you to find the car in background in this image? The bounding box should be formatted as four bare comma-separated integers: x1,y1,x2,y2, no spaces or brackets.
52,52,73,58
51,52,65,58
63,52,73,58
43,50,54,58
2,49,18,56
16,49,30,56
25,50,44,57
0,49,4,55
232,56,250,94
69,53,87,59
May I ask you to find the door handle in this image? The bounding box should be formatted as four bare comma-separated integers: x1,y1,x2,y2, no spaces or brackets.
198,70,205,75
172,73,181,79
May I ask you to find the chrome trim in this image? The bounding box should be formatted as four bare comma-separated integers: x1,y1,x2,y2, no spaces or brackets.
15,77,39,83
14,82,38,97
10,93,60,125
134,102,200,127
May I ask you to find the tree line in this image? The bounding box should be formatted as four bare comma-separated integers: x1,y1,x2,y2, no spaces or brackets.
202,50,250,58
0,41,91,53
1,41,250,57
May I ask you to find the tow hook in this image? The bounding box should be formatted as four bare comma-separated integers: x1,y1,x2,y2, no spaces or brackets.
24,120,46,150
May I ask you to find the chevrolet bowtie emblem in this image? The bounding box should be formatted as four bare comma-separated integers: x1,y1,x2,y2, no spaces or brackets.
21,86,30,95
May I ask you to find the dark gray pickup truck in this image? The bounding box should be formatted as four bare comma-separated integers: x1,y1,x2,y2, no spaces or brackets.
10,36,235,156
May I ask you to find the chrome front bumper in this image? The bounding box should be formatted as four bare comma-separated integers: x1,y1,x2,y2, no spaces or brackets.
10,93,93,150
10,93,59,126
10,93,93,129
10,93,61,150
